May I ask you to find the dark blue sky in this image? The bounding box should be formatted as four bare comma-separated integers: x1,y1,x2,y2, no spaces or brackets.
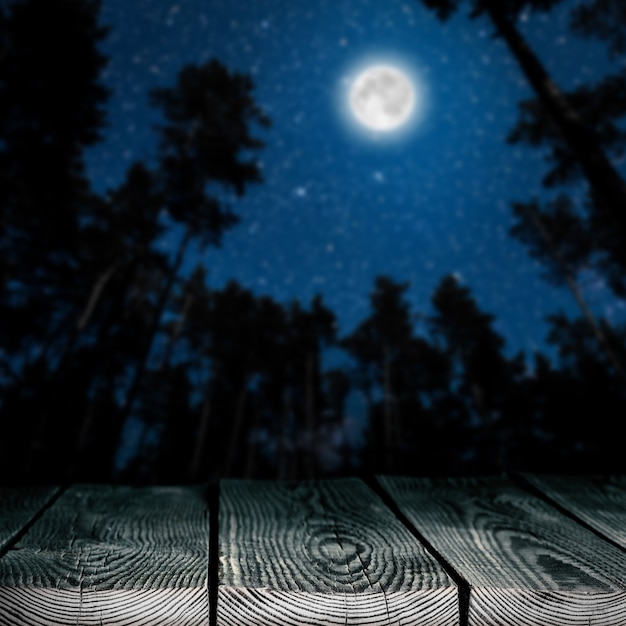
85,0,626,371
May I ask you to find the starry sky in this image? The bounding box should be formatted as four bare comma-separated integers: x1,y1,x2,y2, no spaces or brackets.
84,0,626,371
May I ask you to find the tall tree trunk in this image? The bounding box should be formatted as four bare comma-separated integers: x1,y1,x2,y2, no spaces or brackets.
117,227,192,431
362,386,375,472
469,376,493,462
1,304,69,434
277,388,290,480
383,344,394,473
130,288,197,483
243,405,261,479
73,260,144,481
28,304,77,374
76,260,123,333
189,391,211,480
485,1,626,220
67,398,96,480
20,260,123,476
189,365,213,481
522,204,626,381
52,259,123,379
341,415,351,476
223,374,250,477
304,352,316,479
158,290,194,370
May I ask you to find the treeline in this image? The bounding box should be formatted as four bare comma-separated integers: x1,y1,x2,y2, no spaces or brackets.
1,0,626,484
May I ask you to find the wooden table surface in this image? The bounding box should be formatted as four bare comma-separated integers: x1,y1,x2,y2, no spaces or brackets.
1,475,625,625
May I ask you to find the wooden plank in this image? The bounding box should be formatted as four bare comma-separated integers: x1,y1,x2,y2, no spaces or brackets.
218,478,458,626
0,484,209,625
0,486,59,552
378,475,626,626
522,474,626,549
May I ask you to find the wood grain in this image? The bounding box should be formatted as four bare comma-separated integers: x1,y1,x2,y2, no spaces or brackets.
0,486,59,553
0,484,209,625
522,474,626,549
378,475,626,626
218,478,458,626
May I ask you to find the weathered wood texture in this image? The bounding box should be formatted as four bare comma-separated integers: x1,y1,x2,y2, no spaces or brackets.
378,475,626,626
0,486,59,553
2,477,626,625
523,474,626,549
0,484,209,625
218,478,458,626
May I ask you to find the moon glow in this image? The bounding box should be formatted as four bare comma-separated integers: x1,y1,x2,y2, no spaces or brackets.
349,65,416,132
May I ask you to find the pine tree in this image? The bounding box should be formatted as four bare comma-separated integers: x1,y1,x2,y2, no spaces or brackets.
0,0,111,480
242,296,291,479
322,368,353,475
569,0,626,59
509,196,626,380
213,281,261,478
285,295,337,478
165,267,216,481
417,0,626,225
0,0,109,291
540,312,626,471
341,276,422,473
116,264,207,483
116,60,270,436
59,164,166,371
429,274,528,472
20,162,170,481
508,72,626,297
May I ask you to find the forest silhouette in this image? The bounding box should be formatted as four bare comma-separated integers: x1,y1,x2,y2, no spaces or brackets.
1,0,626,486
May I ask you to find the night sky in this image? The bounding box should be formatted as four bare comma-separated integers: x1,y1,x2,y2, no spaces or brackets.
85,0,626,372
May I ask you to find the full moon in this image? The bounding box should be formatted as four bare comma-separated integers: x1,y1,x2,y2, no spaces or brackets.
349,65,416,131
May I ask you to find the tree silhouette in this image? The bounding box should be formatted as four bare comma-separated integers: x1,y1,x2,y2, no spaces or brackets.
417,0,626,230
503,1,626,397
508,71,626,297
56,164,166,372
22,163,170,482
143,278,286,482
539,312,626,471
0,0,109,291
0,0,112,481
1,0,110,345
429,274,528,472
509,196,626,380
418,0,626,473
163,265,216,482
321,368,353,475
569,0,626,58
508,75,626,190
116,60,270,438
212,281,262,478
241,295,291,479
341,276,423,473
6,0,626,485
287,295,338,478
